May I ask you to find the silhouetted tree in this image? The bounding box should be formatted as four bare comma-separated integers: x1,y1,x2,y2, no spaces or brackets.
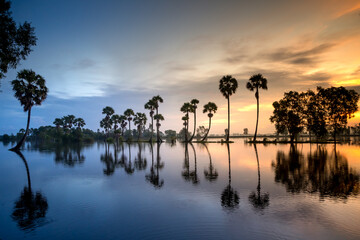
74,117,85,129
10,69,48,151
201,102,218,141
154,114,164,143
133,112,147,141
151,95,164,142
181,102,193,142
145,99,156,142
246,74,268,142
317,86,359,143
189,99,199,142
124,108,135,134
219,75,238,142
0,0,37,81
270,91,304,143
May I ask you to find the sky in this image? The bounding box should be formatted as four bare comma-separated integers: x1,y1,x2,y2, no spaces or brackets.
1,0,360,135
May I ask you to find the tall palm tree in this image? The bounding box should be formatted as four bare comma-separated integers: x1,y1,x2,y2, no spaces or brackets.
201,102,218,142
219,75,238,142
53,118,64,129
133,112,147,141
151,95,163,142
64,114,76,129
124,108,135,132
189,99,199,142
154,114,164,142
119,115,127,138
144,99,156,142
111,114,121,143
180,102,193,142
10,69,48,151
246,73,268,142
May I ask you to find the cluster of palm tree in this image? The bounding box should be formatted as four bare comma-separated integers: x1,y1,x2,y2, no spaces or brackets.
53,115,86,130
180,99,218,142
99,95,165,143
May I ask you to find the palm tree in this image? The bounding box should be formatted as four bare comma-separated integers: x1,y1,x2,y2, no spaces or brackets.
53,118,64,129
189,99,199,142
63,115,76,129
119,115,127,138
124,108,135,132
246,73,268,142
153,114,164,142
133,112,147,141
10,69,48,151
151,95,164,142
144,99,156,142
74,118,85,129
180,102,193,142
219,75,238,142
201,102,218,141
111,114,121,143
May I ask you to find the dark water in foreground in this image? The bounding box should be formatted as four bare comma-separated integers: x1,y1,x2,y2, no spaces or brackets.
0,140,359,240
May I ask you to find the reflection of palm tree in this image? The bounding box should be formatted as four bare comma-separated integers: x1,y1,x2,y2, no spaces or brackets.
189,143,199,184
146,143,164,188
248,144,269,211
182,143,191,181
203,143,218,182
11,151,48,230
54,143,85,167
124,143,135,174
221,143,239,210
101,143,115,176
135,143,147,171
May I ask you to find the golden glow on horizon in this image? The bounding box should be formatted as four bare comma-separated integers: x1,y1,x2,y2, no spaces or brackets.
332,79,360,87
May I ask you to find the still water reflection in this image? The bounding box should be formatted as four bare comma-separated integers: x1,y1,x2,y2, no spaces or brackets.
0,140,360,239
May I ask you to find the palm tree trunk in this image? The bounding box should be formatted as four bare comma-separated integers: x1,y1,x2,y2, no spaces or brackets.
11,107,32,151
201,117,212,142
189,109,196,142
227,97,230,142
149,116,154,142
254,89,259,142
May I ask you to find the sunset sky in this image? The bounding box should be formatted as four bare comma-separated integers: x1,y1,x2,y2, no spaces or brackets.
1,0,360,135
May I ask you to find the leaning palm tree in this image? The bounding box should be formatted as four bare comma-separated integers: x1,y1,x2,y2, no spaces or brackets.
153,114,164,142
151,95,164,142
124,108,135,132
144,99,156,142
189,99,199,142
180,102,193,142
10,69,48,151
201,102,218,142
246,73,268,142
219,75,238,142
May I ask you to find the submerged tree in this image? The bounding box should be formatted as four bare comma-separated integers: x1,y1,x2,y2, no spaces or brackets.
246,74,268,142
201,102,218,142
219,75,238,142
10,69,48,151
0,0,37,81
189,99,199,142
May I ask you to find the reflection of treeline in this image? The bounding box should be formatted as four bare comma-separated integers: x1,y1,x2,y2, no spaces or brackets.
270,86,359,143
1,126,103,145
271,145,360,199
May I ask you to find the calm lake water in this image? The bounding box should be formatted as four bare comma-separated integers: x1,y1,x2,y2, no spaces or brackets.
1,140,360,240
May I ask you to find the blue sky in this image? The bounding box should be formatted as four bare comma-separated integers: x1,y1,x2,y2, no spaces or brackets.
1,0,360,134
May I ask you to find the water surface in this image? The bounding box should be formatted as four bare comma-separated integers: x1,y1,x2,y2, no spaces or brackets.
0,140,359,239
